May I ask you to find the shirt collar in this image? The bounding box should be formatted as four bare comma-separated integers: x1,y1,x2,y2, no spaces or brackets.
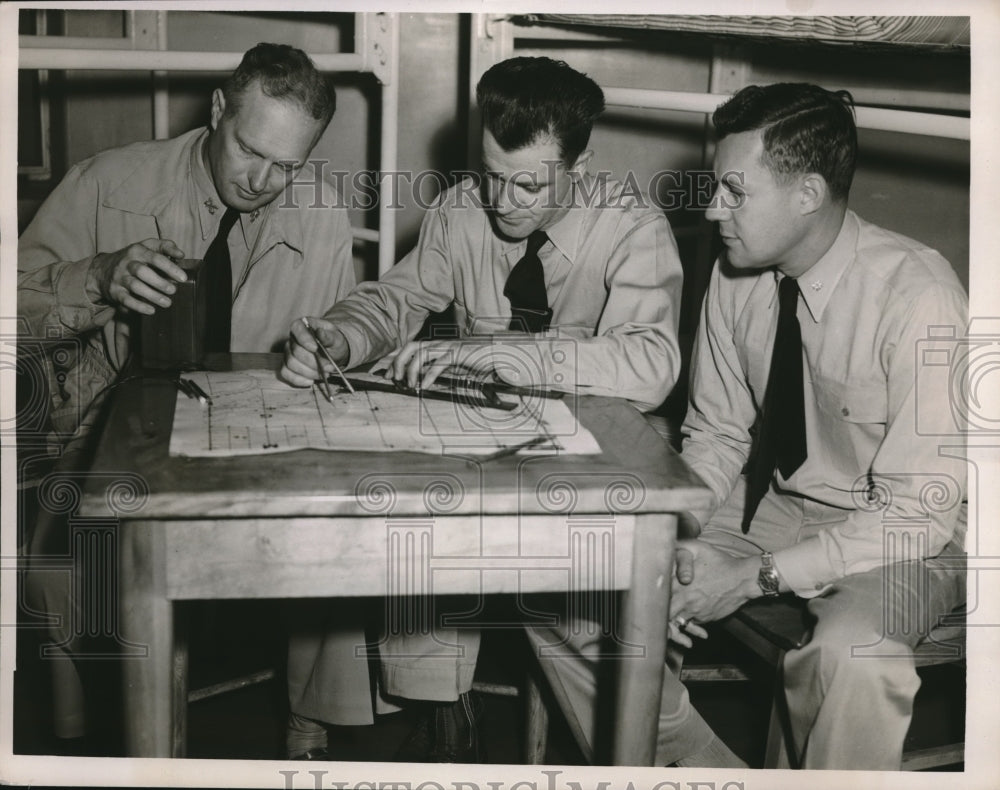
192,131,226,242
794,210,859,323
544,178,590,262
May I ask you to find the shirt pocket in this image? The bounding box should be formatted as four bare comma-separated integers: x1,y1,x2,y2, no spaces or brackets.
812,375,888,470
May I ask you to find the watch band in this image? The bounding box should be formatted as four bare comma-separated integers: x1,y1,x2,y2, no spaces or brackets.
757,551,781,597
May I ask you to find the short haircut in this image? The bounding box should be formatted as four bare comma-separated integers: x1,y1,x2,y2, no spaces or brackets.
712,83,857,201
223,42,336,127
476,56,605,166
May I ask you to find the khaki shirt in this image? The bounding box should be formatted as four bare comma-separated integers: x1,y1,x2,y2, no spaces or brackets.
327,176,684,412
682,210,968,594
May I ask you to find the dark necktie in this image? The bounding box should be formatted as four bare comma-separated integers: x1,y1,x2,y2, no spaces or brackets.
202,207,240,352
504,230,552,332
742,275,808,532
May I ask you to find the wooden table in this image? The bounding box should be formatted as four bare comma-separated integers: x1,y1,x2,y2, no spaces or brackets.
79,354,711,763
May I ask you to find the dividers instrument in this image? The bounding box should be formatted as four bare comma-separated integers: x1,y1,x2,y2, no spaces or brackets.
302,316,354,398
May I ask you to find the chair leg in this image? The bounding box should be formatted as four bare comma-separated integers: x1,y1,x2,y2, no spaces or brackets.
523,664,549,764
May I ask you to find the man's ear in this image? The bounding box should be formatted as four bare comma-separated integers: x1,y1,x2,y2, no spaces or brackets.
569,148,594,179
799,172,828,215
210,89,225,131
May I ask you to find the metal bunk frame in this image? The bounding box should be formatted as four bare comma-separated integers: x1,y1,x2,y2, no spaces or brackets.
19,10,400,275
470,14,970,141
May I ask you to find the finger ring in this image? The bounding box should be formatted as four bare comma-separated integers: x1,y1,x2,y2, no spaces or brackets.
674,616,688,629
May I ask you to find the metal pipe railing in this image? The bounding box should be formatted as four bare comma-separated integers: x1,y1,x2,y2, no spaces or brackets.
375,20,400,277
151,12,169,140
352,228,380,243
18,44,366,73
851,105,969,141
603,87,969,141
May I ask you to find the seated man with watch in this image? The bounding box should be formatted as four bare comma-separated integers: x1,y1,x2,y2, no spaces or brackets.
525,83,967,770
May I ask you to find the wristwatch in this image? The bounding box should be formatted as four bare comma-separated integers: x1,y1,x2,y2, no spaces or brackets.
757,552,781,597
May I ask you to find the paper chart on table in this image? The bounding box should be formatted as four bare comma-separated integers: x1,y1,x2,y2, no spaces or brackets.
168,369,601,457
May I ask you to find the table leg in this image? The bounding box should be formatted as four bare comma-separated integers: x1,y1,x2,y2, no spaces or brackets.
172,605,189,757
612,512,676,765
119,520,175,756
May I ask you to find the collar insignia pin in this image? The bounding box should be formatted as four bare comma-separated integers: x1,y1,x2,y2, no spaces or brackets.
810,281,823,291
204,198,218,215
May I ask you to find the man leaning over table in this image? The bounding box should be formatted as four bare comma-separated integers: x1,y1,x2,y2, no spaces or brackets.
279,56,684,761
17,43,356,752
525,83,967,769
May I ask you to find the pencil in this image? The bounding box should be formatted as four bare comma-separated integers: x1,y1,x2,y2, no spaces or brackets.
175,378,196,399
189,379,212,404
480,436,549,462
302,316,355,394
180,377,211,406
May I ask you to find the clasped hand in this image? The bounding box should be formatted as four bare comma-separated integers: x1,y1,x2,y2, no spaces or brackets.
89,238,188,314
668,539,759,647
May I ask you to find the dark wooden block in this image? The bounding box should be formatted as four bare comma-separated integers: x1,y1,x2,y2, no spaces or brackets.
730,594,812,652
140,259,207,370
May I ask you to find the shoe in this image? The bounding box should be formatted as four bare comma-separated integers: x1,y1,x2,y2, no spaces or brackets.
395,691,485,763
285,712,330,760
395,709,433,762
291,746,332,760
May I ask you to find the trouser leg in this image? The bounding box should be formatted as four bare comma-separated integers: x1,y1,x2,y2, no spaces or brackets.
377,595,480,702
22,482,87,739
703,480,966,769
286,595,481,729
524,617,716,765
286,601,377,725
783,547,965,770
377,597,484,762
